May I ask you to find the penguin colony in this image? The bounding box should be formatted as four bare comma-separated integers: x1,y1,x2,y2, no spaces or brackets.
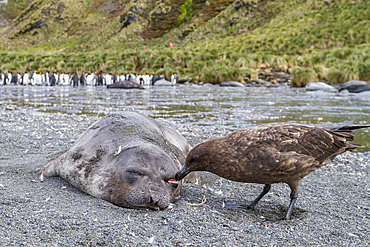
0,70,179,86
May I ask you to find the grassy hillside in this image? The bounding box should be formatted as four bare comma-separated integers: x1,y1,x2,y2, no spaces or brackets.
0,0,232,51
0,0,369,85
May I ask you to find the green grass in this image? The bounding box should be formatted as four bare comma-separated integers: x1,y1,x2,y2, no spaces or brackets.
291,67,318,87
0,0,369,85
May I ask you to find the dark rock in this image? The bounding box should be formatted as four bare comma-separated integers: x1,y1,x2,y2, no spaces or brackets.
12,2,38,23
230,18,238,26
130,6,143,15
276,78,287,83
258,73,267,80
57,3,66,14
180,29,193,40
54,3,66,23
54,16,64,24
42,8,50,16
337,80,369,93
351,85,370,93
107,80,144,89
15,18,48,37
274,72,291,80
257,79,271,86
271,68,282,72
119,14,138,31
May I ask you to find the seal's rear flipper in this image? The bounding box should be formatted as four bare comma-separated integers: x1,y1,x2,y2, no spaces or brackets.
37,156,63,181
39,172,45,182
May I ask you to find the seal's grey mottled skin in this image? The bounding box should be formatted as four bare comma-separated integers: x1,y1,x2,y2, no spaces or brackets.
41,112,192,210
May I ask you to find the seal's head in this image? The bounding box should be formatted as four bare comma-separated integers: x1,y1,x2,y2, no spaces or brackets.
103,144,182,210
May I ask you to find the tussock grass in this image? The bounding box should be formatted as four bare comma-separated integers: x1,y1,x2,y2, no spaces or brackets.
358,62,370,81
291,67,318,87
327,64,359,84
202,65,244,84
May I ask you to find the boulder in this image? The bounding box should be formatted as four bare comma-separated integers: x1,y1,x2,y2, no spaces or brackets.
351,85,370,93
154,79,173,86
305,82,337,92
107,80,144,89
219,81,244,87
274,72,291,80
338,80,368,92
202,83,215,87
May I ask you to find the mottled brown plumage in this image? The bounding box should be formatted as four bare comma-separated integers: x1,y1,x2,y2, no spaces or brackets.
175,123,369,219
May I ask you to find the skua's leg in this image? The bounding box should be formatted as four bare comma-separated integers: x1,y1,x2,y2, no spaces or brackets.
225,184,271,211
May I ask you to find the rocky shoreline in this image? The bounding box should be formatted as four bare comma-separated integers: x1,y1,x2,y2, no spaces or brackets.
1,111,369,246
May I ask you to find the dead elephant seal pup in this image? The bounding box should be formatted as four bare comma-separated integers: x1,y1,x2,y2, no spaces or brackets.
175,123,369,219
40,112,192,210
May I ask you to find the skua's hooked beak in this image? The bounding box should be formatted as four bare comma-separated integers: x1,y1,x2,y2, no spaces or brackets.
175,166,191,181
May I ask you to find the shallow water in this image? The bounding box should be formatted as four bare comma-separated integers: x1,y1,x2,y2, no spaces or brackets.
1,84,369,151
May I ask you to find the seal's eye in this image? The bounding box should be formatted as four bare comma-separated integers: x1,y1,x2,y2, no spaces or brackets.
126,170,143,176
168,179,179,189
125,169,144,184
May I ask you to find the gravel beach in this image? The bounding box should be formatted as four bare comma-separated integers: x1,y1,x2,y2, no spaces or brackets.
1,110,369,246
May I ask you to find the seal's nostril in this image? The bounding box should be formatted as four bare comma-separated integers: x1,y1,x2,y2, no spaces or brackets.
148,194,160,207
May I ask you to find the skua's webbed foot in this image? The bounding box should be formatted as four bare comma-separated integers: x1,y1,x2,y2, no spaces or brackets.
224,184,271,212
